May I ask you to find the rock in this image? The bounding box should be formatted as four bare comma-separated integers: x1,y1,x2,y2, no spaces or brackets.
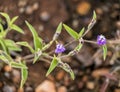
4,65,12,72
32,3,39,10
35,80,56,92
19,7,25,13
18,0,27,7
76,1,91,15
3,85,16,92
25,6,34,15
25,86,33,92
12,69,20,83
56,70,65,80
39,11,50,21
38,25,44,32
57,86,67,92
86,81,95,90
92,68,109,78
4,72,10,79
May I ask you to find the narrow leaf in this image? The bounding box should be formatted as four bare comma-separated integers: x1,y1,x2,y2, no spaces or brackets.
59,62,75,80
78,27,85,38
93,11,97,20
63,24,78,39
46,56,58,76
5,39,22,51
53,22,62,40
10,62,27,69
16,41,34,53
10,16,18,25
0,12,10,25
11,24,24,34
75,43,83,51
70,70,75,80
33,49,42,63
0,38,9,54
25,21,42,50
20,62,28,88
102,45,107,60
0,23,4,32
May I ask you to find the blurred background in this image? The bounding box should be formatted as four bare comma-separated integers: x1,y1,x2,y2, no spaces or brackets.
0,0,120,92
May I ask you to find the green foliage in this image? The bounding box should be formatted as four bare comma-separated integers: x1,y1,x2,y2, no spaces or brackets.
10,61,27,69
63,24,79,40
25,21,43,50
11,24,24,34
16,41,34,53
102,45,107,60
5,39,22,52
78,27,85,38
0,11,110,88
46,55,58,76
0,38,9,54
93,11,97,20
20,62,28,88
10,16,18,25
53,22,62,40
59,62,75,80
0,12,10,26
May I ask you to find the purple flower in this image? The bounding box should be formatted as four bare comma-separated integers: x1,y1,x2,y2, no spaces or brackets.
55,44,65,54
97,35,106,46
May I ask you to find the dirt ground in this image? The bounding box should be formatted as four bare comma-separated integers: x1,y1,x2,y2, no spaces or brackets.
0,0,120,92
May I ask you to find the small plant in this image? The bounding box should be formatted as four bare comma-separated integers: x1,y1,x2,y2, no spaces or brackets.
0,11,119,91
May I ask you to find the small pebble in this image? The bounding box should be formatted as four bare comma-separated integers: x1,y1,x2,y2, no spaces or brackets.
3,85,16,92
76,1,91,15
38,25,44,31
19,7,25,13
4,65,12,72
18,0,27,7
32,2,39,10
35,80,56,92
12,69,20,83
58,86,67,92
25,6,34,15
56,70,65,80
86,81,95,90
39,11,50,21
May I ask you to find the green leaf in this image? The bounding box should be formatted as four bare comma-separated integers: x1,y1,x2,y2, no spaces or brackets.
0,51,14,64
53,22,62,40
93,11,97,20
0,54,9,64
42,40,53,51
70,70,75,80
0,23,4,32
5,39,22,52
63,24,78,39
75,43,83,51
78,27,85,38
25,21,43,50
0,24,6,38
102,45,107,60
10,16,18,25
59,62,75,80
11,24,24,34
33,49,42,63
0,38,9,54
16,41,34,53
20,62,28,88
46,56,58,76
0,12,10,25
10,61,27,69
